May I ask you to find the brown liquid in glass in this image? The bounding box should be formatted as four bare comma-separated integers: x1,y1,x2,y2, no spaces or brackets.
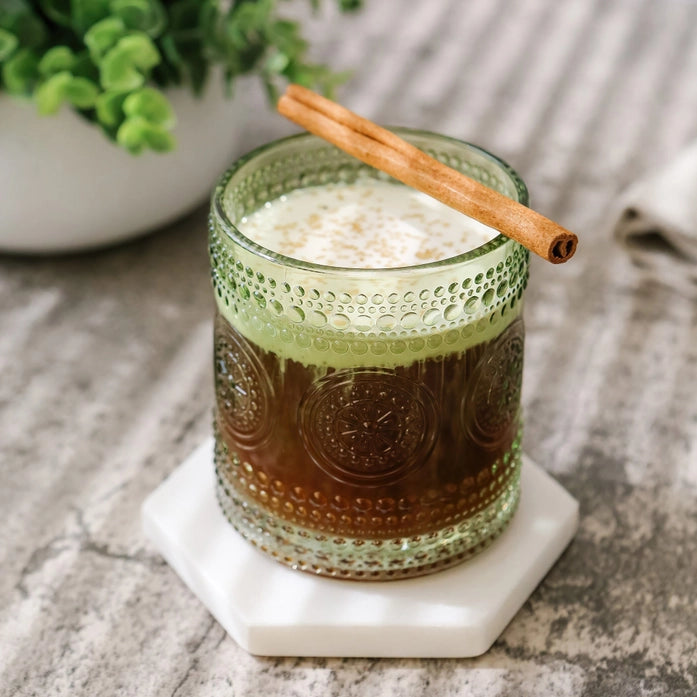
214,312,523,540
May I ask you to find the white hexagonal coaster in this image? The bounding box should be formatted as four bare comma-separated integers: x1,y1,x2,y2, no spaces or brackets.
142,439,578,658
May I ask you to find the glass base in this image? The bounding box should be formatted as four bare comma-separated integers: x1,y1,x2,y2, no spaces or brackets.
214,458,521,581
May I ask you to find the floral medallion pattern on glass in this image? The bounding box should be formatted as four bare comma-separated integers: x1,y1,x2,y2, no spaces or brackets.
463,318,524,451
298,370,439,486
214,314,274,449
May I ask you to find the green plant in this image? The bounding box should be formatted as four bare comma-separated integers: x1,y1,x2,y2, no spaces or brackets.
0,0,361,154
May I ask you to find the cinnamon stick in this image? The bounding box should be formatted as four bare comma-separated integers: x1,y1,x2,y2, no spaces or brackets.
277,84,578,264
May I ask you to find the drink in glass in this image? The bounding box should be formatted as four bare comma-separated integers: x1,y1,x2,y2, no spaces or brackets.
209,130,529,580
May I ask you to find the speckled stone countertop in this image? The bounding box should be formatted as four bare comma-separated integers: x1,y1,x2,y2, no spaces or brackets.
2,1,697,695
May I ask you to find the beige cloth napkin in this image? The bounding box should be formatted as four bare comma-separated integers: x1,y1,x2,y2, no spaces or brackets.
613,141,697,296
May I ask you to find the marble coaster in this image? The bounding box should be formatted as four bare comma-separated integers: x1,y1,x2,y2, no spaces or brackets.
142,439,578,658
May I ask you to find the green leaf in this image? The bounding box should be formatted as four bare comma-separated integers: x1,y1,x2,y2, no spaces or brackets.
158,33,183,72
100,33,160,90
110,0,167,37
71,0,112,36
261,73,278,104
118,33,160,70
35,72,99,113
63,76,99,108
264,50,289,75
100,46,144,90
38,46,75,76
167,0,202,31
0,29,18,62
116,114,149,153
37,0,72,28
337,0,362,10
268,20,306,56
70,50,100,81
84,17,127,63
35,70,71,113
1,48,39,94
0,1,47,48
143,124,175,152
123,86,174,127
184,53,208,94
95,89,129,127
116,114,175,154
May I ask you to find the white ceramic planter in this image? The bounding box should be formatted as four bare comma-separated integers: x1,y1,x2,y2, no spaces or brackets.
0,76,290,253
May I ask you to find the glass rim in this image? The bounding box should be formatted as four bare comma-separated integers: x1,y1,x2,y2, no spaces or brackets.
212,129,529,276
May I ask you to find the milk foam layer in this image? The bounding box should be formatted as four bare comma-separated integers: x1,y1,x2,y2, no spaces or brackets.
212,178,527,369
237,181,497,268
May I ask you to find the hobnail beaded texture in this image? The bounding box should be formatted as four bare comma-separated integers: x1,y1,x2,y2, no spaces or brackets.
214,431,522,580
210,131,530,580
210,131,529,368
